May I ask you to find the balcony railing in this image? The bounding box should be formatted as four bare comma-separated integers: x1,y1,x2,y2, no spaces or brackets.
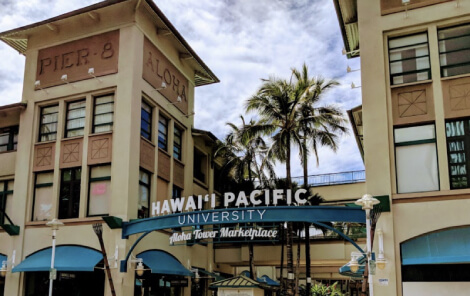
292,170,366,187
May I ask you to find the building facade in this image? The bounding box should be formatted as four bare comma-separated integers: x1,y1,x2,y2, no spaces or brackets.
0,0,222,295
335,0,470,295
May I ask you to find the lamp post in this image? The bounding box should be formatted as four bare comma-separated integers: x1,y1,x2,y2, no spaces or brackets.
355,194,379,296
46,218,63,296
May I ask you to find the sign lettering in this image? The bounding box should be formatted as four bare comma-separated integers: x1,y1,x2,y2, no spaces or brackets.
36,30,119,88
143,38,189,114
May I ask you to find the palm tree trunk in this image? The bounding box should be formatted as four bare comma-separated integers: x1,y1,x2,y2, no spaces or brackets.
305,222,311,294
286,138,295,296
249,243,255,280
302,138,308,189
280,224,285,290
295,228,301,296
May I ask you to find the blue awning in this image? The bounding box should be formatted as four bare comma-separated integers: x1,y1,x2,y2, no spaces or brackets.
0,254,6,263
12,246,102,273
137,250,192,276
401,226,470,265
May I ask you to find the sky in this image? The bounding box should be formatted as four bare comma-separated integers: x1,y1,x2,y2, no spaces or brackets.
0,0,363,179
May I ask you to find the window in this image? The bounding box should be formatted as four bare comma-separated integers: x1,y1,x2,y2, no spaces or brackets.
0,126,18,152
0,180,13,225
32,172,53,221
138,170,150,219
445,118,470,189
141,101,152,140
394,124,439,193
65,100,86,138
59,168,81,219
194,148,207,184
439,24,470,77
39,105,59,142
389,33,430,85
88,165,111,216
172,185,182,200
174,127,182,160
158,116,168,150
93,95,114,133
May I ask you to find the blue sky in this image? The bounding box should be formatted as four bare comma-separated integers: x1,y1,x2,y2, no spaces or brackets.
0,0,363,178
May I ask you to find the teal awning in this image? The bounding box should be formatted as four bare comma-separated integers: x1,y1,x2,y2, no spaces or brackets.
0,254,6,263
137,250,192,276
12,246,102,272
402,226,470,265
240,271,280,286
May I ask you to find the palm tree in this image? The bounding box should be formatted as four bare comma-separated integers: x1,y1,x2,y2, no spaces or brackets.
292,64,348,293
293,63,348,189
245,76,306,296
214,116,274,280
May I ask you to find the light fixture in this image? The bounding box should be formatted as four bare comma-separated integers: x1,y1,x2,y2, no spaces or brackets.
182,111,195,118
347,65,360,73
342,48,360,56
355,194,380,211
88,68,102,82
0,261,7,277
154,82,167,91
349,257,359,273
136,261,145,276
351,82,361,89
376,229,387,269
1,250,17,277
402,0,410,19
192,268,200,283
34,80,49,94
61,74,76,88
167,96,182,106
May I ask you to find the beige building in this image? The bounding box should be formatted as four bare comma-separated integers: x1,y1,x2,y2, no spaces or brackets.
0,0,223,295
334,0,470,295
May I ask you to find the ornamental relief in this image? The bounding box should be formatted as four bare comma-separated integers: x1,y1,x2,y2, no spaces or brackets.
442,77,470,119
140,139,155,173
88,133,112,165
60,138,83,168
392,83,434,125
33,143,55,172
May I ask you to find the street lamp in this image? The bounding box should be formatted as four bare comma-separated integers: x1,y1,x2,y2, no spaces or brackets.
355,194,379,296
46,218,64,296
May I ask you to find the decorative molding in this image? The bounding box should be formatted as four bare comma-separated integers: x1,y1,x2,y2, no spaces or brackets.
442,77,470,119
398,89,427,118
140,139,155,173
88,133,112,165
60,138,83,168
33,143,55,172
158,150,171,181
392,82,434,125
173,160,185,189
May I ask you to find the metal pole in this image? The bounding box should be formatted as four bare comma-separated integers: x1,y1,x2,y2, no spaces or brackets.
48,228,57,296
365,209,373,296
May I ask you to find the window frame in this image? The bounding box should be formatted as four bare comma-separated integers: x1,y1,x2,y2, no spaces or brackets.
38,105,59,142
32,171,53,221
394,124,440,193
158,115,168,151
87,165,112,217
58,167,82,219
0,180,13,225
0,126,18,152
92,94,114,134
173,126,183,160
65,99,86,138
438,23,470,78
388,32,431,85
445,117,470,189
138,169,150,219
141,100,152,141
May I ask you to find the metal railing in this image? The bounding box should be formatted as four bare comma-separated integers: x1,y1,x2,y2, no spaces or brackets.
292,170,366,187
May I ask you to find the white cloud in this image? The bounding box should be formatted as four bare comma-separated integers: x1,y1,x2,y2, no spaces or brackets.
0,0,364,178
